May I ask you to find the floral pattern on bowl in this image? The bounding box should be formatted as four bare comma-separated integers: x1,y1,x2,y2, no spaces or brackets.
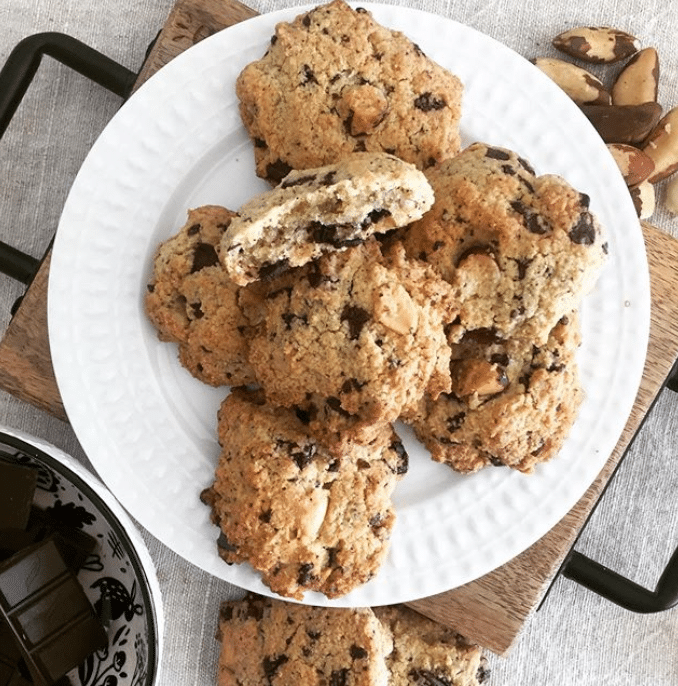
0,428,163,686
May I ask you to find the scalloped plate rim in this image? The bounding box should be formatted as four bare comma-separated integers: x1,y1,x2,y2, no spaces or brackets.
47,3,650,607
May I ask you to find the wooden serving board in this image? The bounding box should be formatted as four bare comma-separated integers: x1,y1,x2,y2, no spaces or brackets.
2,0,678,656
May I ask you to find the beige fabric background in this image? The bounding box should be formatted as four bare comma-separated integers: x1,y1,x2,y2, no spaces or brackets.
1,1,677,684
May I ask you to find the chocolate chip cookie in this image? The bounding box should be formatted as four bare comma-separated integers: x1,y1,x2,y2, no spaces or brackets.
405,313,583,473
215,595,490,686
145,205,267,386
201,388,408,600
247,239,458,439
216,594,394,686
374,605,490,686
403,142,608,345
236,0,463,183
220,152,434,286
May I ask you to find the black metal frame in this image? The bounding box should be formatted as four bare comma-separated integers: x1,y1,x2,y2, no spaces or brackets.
0,32,140,286
1,31,677,614
550,356,678,613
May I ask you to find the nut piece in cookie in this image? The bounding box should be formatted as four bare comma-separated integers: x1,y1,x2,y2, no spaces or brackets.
144,205,266,386
247,239,458,438
220,152,435,286
216,594,394,686
236,0,463,183
403,142,608,345
374,605,490,686
405,313,583,473
201,388,408,600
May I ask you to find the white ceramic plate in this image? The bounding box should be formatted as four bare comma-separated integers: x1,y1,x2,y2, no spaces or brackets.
48,4,650,607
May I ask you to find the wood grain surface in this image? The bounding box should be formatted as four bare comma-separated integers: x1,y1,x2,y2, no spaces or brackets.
1,0,677,656
134,0,257,90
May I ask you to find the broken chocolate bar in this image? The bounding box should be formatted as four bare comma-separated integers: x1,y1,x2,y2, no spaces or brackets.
0,460,37,531
1,506,97,570
0,537,107,686
0,529,36,563
26,506,97,572
0,618,32,686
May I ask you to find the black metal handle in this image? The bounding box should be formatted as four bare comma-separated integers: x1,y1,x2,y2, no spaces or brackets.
0,32,137,285
560,360,678,613
563,547,678,613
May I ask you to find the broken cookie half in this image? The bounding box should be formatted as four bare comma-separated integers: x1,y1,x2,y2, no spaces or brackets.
220,152,435,286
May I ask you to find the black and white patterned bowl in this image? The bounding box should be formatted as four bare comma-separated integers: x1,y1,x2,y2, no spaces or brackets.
0,426,163,686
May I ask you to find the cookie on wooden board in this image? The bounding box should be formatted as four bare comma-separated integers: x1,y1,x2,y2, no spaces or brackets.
216,594,393,686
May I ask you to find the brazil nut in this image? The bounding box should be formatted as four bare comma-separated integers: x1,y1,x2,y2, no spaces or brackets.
611,47,660,106
532,57,611,105
450,359,508,398
629,180,655,219
552,26,640,64
642,107,678,183
664,176,678,215
606,144,655,186
580,102,662,144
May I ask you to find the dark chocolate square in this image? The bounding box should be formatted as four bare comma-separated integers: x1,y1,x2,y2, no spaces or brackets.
25,507,97,572
0,538,107,685
0,619,32,686
0,461,38,531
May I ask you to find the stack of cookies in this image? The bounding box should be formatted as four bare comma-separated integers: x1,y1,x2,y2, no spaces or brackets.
144,0,608,606
216,594,489,686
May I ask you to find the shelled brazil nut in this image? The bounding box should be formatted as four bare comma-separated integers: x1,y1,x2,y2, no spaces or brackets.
606,143,655,186
664,175,678,214
552,26,640,64
630,180,656,220
612,47,659,105
534,25,678,219
643,107,678,182
579,102,662,144
532,57,610,105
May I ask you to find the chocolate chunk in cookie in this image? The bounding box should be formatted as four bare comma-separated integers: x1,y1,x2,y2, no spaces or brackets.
220,152,434,286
